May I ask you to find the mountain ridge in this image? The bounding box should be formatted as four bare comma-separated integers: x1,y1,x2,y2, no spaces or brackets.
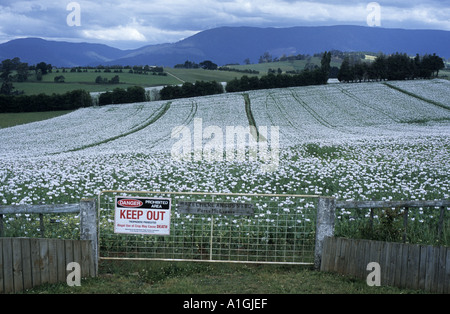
1,25,449,67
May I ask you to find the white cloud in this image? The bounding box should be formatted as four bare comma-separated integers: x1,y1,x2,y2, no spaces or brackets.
0,0,449,48
82,26,147,42
374,3,450,29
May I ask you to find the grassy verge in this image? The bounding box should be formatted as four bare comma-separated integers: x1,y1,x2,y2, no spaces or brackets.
22,260,428,294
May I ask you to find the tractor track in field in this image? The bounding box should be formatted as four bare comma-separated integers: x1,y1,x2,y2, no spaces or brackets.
53,101,172,155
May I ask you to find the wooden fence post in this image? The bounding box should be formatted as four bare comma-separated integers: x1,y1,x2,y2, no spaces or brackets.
403,207,409,243
79,198,98,277
314,197,336,270
438,206,445,242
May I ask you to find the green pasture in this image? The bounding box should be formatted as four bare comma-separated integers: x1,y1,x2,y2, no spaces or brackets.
0,110,73,128
11,59,343,96
231,58,317,73
14,70,180,95
13,67,255,95
166,67,255,83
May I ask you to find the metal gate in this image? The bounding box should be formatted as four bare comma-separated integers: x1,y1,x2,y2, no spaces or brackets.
98,190,319,265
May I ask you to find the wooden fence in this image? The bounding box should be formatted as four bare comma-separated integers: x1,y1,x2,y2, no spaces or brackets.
0,199,98,293
335,199,449,243
321,237,449,293
317,199,449,293
0,237,95,293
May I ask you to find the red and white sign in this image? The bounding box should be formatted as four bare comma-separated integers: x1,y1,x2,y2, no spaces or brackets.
114,196,171,235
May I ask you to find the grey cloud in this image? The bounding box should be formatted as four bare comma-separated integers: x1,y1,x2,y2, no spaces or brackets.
0,0,448,48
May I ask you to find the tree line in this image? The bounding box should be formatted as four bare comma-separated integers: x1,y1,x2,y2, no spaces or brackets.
160,52,332,98
0,51,446,112
225,51,331,92
159,81,224,100
0,90,91,113
338,53,445,82
174,60,218,70
98,86,147,106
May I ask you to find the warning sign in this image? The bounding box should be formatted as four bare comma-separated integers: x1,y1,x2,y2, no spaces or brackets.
114,196,171,235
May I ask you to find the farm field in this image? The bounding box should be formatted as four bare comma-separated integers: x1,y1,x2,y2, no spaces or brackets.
13,67,255,95
12,64,450,96
230,57,340,73
13,70,180,95
0,79,449,245
0,110,73,128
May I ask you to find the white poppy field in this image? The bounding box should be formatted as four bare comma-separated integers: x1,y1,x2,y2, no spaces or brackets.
0,79,449,245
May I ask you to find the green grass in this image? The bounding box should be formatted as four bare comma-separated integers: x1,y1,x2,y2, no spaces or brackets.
0,110,74,128
10,58,344,96
14,70,180,95
166,67,256,83
232,59,318,73
230,58,342,73
13,68,250,95
22,260,428,294
40,70,180,86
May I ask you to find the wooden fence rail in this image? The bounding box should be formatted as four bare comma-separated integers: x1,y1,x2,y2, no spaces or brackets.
321,237,449,293
0,203,81,238
336,199,449,243
0,237,95,293
0,199,98,293
317,199,449,293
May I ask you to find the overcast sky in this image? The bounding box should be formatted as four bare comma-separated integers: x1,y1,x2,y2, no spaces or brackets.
0,0,449,49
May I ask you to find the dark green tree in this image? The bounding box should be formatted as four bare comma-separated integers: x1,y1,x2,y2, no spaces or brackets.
199,60,218,70
337,57,354,82
429,53,445,77
0,81,14,95
320,51,332,74
16,62,29,82
109,75,120,84
54,75,65,83
371,54,388,81
259,52,273,63
386,53,413,80
35,62,51,75
126,86,146,102
0,59,14,81
95,75,105,84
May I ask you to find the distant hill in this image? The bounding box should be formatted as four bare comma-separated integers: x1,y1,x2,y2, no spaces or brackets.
1,26,449,67
115,26,450,66
0,38,129,67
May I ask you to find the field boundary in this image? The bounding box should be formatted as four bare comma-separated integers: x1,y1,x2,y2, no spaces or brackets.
97,190,333,267
321,198,450,293
335,85,402,123
321,237,449,293
243,93,265,141
0,237,95,293
149,101,197,151
383,82,450,111
0,199,98,293
62,102,171,154
290,91,336,128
